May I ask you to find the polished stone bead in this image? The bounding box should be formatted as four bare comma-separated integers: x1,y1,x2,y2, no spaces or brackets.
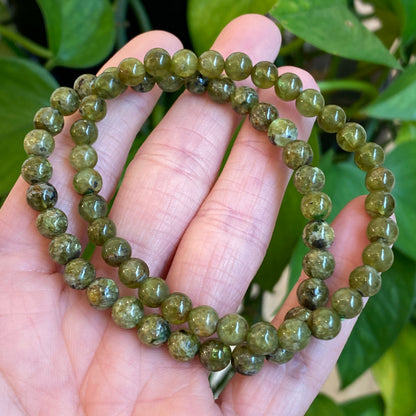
26,182,58,211
317,105,346,133
365,191,395,218
217,313,249,346
23,129,55,157
117,57,146,86
64,258,95,289
161,292,193,324
118,257,149,288
94,70,127,98
268,118,298,147
301,191,332,220
198,50,224,79
111,296,144,329
282,140,313,170
246,322,279,355
167,330,200,362
172,49,198,78
365,167,395,192
336,122,367,152
284,306,312,322
331,287,363,319
137,313,171,347
297,277,329,310
231,344,264,376
302,220,334,249
362,241,394,272
131,73,156,93
188,305,219,337
302,248,335,279
49,233,81,265
144,48,172,79
367,217,398,245
36,207,68,238
69,145,98,171
73,168,103,195
138,276,169,307
275,72,303,101
33,107,64,135
157,74,184,92
230,86,258,115
79,95,107,122
249,102,279,132
102,236,131,267
207,76,236,103
349,265,381,296
251,61,278,89
50,87,80,115
296,89,325,117
277,318,311,352
199,338,231,371
87,277,119,310
184,73,209,95
78,194,107,222
70,119,99,145
87,217,117,246
354,142,385,171
224,52,252,81
73,73,96,99
266,347,294,364
293,165,325,194
309,307,341,340
21,156,52,184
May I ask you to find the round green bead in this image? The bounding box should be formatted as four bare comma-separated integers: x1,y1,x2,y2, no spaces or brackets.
94,70,127,98
137,314,171,348
102,236,131,267
50,87,80,115
87,277,119,310
49,233,81,265
73,73,96,99
331,287,363,319
301,191,332,220
70,119,98,145
184,73,209,95
282,140,313,170
230,86,258,115
293,165,325,194
111,296,144,329
336,122,367,152
267,118,298,147
224,52,252,81
277,318,311,352
138,276,169,307
251,61,278,89
302,248,335,280
217,313,249,346
33,107,64,135
297,277,329,310
362,241,394,272
188,305,219,337
246,322,279,355
36,207,68,238
249,102,279,132
231,344,264,376
296,89,325,117
266,347,294,364
207,76,235,104
349,265,381,297
23,129,55,157
161,292,193,324
275,72,302,101
87,217,116,246
69,145,98,171
172,49,198,78
365,167,395,192
199,338,231,372
354,142,385,171
284,306,312,322
367,217,398,245
64,258,95,290
73,168,102,195
144,48,172,79
118,257,149,288
79,95,106,122
117,57,146,86
78,194,107,222
302,220,334,249
21,156,52,184
365,191,395,218
26,182,57,211
317,105,346,133
157,74,184,92
132,73,156,93
309,307,341,340
198,50,224,79
167,330,200,362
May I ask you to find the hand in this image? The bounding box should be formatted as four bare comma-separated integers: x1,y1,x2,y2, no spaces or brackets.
0,13,370,416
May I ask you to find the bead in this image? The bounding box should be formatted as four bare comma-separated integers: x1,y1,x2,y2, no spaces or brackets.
73,168,103,195
275,72,302,101
172,49,198,78
137,314,171,347
167,330,200,362
317,105,346,133
198,50,224,79
296,89,325,117
249,102,279,131
78,194,107,222
21,156,52,184
138,276,169,307
102,236,131,267
26,182,58,211
87,277,119,310
336,122,367,152
157,74,184,92
302,220,334,249
231,344,264,376
266,347,294,364
293,165,325,194
79,95,107,122
161,292,193,324
277,318,311,352
33,107,64,135
331,287,363,319
284,306,312,322
23,129,55,157
309,307,341,340
188,305,219,337
87,217,116,245
362,241,394,272
365,191,395,218
73,73,96,99
268,118,298,147
301,191,332,220
70,119,98,145
230,86,258,115
36,207,68,238
144,48,172,79
302,249,335,280
199,338,231,371
367,217,398,245
246,322,279,355
132,73,156,93
118,257,149,288
282,140,313,170
111,296,144,329
349,265,381,296
251,61,278,89
117,57,146,86
224,52,252,81
365,167,395,192
297,277,329,310
64,258,95,289
354,142,385,171
49,233,81,265
94,70,127,98
217,313,249,346
50,87,80,115
69,145,98,170
207,76,235,104
184,73,209,95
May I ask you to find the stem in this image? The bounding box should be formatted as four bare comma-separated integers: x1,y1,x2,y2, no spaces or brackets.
129,0,152,33
114,0,129,49
318,79,379,99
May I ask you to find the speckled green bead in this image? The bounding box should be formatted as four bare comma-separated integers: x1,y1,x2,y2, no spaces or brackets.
87,277,119,310
331,287,363,319
161,292,193,324
362,241,394,272
246,322,278,355
78,194,107,222
231,344,264,376
23,129,55,157
230,86,258,115
277,318,311,352
282,140,313,170
365,191,395,218
367,217,398,245
297,277,329,310
172,49,198,78
309,307,341,340
301,191,332,220
33,107,64,135
118,257,149,288
365,167,395,192
79,95,106,122
302,220,334,249
70,119,99,146
102,236,131,267
249,102,279,132
302,249,335,280
36,207,68,238
137,314,170,347
198,50,224,79
349,265,381,297
21,156,52,184
94,70,127,98
117,57,146,86
26,182,57,211
199,338,231,371
293,165,325,194
188,305,219,337
317,105,346,133
87,217,116,245
167,330,200,362
251,61,278,89
336,122,367,152
217,313,248,346
224,52,252,81
69,145,98,171
111,296,144,329
275,72,302,101
50,87,80,115
73,73,96,99
73,168,102,195
132,73,156,92
144,48,172,79
157,74,184,92
284,306,312,322
49,233,81,265
354,142,385,171
64,258,95,289
266,347,294,364
296,89,325,117
267,118,298,147
185,73,209,95
207,76,235,103
138,276,169,307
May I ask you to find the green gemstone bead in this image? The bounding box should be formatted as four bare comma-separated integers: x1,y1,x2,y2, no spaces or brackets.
354,142,385,171
268,118,298,147
117,57,146,86
172,49,198,78
137,314,171,347
251,61,278,89
188,305,219,337
198,50,224,79
21,156,52,184
277,318,311,352
336,122,367,152
78,194,107,222
102,236,131,267
230,86,258,115
73,168,102,195
293,165,325,194
87,277,119,310
94,70,127,99
317,105,346,133
79,95,107,122
246,322,279,355
49,233,81,265
365,167,395,192
26,182,57,211
297,277,329,310
144,48,172,79
367,217,398,245
362,241,394,272
207,76,235,104
70,119,99,145
302,220,334,249
118,257,149,288
69,145,98,171
199,338,231,371
138,276,169,307
111,296,144,329
131,73,156,93
184,73,209,95
282,140,313,170
231,344,264,376
266,347,294,364
33,107,64,135
157,74,184,92
284,306,312,322
87,217,116,246
161,292,193,324
64,258,95,289
167,330,200,362
249,102,279,132
296,89,325,117
309,307,341,340
23,129,55,157
275,72,302,101
302,249,335,280
365,191,395,218
301,191,332,220
36,207,68,238
331,287,363,319
349,265,381,297
217,313,248,346
50,87,80,115
224,52,252,81
73,74,96,99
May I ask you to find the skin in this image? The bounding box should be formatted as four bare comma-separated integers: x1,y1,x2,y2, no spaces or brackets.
0,14,372,416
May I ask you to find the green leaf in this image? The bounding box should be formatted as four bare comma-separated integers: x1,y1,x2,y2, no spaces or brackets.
269,0,400,69
372,324,416,416
395,121,416,144
341,393,384,416
37,0,115,68
305,393,344,416
0,57,58,197
398,0,416,46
